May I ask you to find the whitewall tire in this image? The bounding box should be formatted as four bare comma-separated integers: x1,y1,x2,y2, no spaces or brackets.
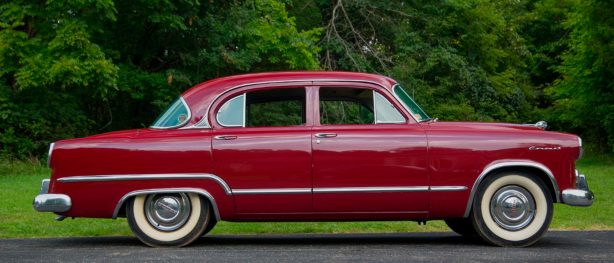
471,172,553,247
127,192,211,247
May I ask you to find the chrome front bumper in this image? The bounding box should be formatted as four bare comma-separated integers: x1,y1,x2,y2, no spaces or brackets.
562,172,594,207
33,179,71,213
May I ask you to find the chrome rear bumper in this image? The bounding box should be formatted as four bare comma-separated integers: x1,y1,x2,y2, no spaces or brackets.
562,172,594,207
33,179,72,213
33,194,72,212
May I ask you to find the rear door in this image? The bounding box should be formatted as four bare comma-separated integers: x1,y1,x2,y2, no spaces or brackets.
211,86,313,213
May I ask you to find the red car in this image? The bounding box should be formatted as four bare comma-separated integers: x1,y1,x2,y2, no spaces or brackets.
34,71,593,247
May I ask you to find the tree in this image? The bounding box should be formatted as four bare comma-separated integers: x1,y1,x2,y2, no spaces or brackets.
0,0,321,159
551,0,614,151
309,0,537,122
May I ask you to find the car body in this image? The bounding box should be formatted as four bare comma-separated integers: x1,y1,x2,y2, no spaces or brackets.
34,71,594,247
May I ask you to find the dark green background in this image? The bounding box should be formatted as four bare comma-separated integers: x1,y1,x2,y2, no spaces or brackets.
1,0,613,159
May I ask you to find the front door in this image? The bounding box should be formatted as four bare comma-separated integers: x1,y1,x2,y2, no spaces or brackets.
312,86,429,213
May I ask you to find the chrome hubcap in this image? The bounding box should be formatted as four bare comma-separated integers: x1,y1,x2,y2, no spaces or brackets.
490,186,535,231
145,193,191,231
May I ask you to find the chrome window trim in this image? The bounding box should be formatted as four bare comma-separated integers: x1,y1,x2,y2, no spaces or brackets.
150,97,192,129
47,142,55,168
57,173,232,195
243,91,247,127
430,186,468,192
463,160,560,217
313,186,429,193
372,90,378,124
183,79,416,129
233,188,312,195
112,188,221,221
215,93,245,128
182,113,211,129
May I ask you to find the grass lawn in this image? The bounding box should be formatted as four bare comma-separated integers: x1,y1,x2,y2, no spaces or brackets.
0,153,611,238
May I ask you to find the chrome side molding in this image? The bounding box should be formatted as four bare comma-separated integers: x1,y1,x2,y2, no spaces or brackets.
57,173,232,195
313,186,429,193
233,188,312,195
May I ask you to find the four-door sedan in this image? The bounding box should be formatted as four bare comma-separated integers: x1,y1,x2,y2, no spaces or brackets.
33,71,593,247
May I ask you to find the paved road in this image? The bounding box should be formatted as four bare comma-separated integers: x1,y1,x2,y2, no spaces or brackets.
1,231,612,262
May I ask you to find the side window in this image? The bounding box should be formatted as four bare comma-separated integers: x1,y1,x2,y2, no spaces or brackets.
217,94,245,127
320,88,374,125
246,88,305,127
216,88,306,127
151,97,191,128
319,87,405,125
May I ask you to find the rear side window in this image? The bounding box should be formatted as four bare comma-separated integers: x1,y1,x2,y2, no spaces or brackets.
151,97,191,128
217,88,306,127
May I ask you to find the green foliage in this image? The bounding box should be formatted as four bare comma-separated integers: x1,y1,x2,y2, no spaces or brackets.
320,101,373,125
248,100,304,127
0,0,117,159
551,0,614,151
316,0,537,122
2,0,614,158
0,0,321,159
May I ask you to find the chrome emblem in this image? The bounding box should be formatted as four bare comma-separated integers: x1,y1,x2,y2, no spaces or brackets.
529,146,561,151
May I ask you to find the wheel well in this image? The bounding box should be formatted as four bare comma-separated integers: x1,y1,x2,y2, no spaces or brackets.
114,191,219,220
484,166,558,203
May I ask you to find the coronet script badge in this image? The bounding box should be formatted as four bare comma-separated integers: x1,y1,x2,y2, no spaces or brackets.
528,146,562,151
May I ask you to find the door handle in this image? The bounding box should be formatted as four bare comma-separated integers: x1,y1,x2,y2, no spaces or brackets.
315,133,337,138
214,135,238,140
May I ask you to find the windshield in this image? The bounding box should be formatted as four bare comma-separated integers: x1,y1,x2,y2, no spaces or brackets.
393,84,430,122
151,97,191,128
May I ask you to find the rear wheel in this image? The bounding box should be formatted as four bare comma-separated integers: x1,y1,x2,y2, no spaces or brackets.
127,192,210,247
202,218,218,236
445,218,477,237
471,172,553,247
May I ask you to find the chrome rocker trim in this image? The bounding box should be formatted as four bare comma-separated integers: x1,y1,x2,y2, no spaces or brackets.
112,188,221,221
233,188,312,195
233,186,467,194
57,173,232,195
562,172,594,207
313,186,429,193
463,160,560,217
430,186,468,192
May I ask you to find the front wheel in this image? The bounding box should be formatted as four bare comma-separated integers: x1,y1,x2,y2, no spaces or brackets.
471,172,553,247
445,218,477,237
127,192,211,247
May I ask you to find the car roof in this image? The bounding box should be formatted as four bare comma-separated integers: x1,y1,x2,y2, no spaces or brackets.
182,71,396,99
181,71,398,126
